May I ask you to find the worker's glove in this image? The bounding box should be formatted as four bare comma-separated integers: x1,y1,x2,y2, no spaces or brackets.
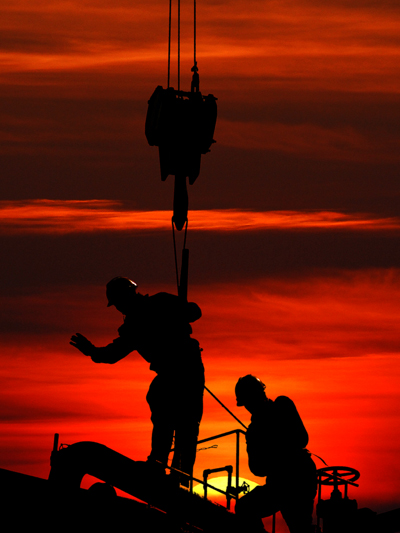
70,333,96,356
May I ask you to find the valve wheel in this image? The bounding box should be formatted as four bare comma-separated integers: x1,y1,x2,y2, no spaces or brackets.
317,466,360,486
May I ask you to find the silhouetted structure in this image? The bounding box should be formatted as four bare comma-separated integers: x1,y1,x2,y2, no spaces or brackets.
70,277,204,485
316,466,360,533
47,436,238,533
314,465,400,533
234,375,317,533
2,429,400,533
145,0,217,231
146,85,217,231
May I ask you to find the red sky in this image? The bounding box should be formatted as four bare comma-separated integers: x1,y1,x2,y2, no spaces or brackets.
1,0,400,529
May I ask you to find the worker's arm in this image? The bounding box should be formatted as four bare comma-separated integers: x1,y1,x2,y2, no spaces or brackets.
275,396,309,449
245,424,269,477
70,333,133,364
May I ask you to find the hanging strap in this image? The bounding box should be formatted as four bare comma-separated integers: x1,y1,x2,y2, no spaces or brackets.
172,218,180,292
172,218,189,298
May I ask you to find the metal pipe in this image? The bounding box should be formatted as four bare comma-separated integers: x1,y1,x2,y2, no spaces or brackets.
226,466,232,510
236,430,240,502
203,466,233,509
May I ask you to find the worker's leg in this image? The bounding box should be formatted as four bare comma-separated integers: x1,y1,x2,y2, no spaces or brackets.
147,418,174,468
171,378,204,485
146,375,174,471
280,453,317,533
171,344,205,484
172,419,201,485
235,483,279,532
281,499,315,533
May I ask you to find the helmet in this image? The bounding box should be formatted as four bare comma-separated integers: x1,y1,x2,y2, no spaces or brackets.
106,277,137,307
235,375,266,406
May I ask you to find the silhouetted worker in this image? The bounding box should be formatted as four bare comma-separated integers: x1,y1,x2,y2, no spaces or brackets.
70,277,205,486
234,375,317,533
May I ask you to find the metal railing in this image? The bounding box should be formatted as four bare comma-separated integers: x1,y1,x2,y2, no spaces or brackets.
196,428,246,502
169,428,246,509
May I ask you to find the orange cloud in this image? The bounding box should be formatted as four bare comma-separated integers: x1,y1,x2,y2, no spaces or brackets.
1,271,400,514
2,0,400,95
193,271,400,362
0,200,399,234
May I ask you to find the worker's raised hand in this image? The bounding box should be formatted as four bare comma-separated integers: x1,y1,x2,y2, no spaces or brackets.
70,333,95,356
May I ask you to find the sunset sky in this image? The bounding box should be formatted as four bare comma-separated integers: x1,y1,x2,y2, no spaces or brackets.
1,1,400,529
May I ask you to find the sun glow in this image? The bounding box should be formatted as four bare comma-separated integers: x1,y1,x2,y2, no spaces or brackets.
193,476,260,504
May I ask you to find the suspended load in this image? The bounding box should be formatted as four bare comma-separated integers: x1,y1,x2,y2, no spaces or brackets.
145,85,217,185
145,0,217,231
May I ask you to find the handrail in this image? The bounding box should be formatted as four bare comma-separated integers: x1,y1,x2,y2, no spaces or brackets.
197,429,246,445
197,428,246,501
203,465,232,509
169,428,246,508
167,428,246,511
159,461,233,499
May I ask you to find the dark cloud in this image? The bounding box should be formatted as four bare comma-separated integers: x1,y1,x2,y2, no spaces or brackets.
197,146,400,215
199,0,400,52
221,89,400,136
304,0,400,8
0,4,167,56
0,93,399,215
0,228,399,297
0,29,73,54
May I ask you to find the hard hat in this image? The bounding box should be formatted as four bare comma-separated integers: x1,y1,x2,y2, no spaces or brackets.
106,277,137,307
235,375,266,406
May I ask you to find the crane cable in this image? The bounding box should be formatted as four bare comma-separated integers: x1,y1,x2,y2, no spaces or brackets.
167,0,197,89
168,0,172,87
173,220,249,431
194,0,197,68
178,0,181,91
167,0,181,91
167,3,250,436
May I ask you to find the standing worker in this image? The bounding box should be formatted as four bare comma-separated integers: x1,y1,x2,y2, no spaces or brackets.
70,276,205,486
234,375,317,533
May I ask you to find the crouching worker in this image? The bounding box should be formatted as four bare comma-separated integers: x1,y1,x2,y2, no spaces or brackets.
234,375,317,533
70,277,205,486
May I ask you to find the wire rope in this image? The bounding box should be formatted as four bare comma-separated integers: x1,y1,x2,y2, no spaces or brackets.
194,0,197,67
168,0,172,87
178,0,181,92
168,0,197,90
